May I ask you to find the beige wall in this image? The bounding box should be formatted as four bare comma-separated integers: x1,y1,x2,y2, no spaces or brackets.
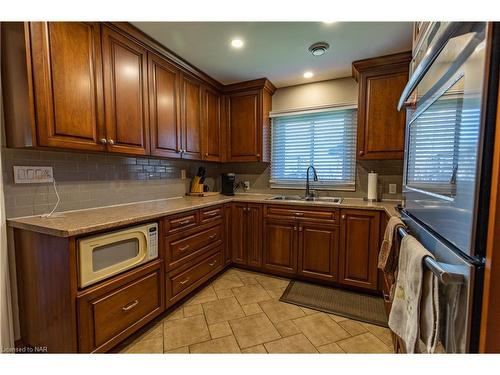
272,77,358,112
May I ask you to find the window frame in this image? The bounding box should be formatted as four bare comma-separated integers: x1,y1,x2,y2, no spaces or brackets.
269,104,358,191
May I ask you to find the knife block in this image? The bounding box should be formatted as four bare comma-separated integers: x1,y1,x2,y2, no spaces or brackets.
190,176,204,193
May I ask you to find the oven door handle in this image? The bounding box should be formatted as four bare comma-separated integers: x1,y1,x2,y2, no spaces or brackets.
397,22,466,111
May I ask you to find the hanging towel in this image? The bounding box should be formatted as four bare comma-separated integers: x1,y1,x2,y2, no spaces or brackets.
388,235,440,353
378,216,405,289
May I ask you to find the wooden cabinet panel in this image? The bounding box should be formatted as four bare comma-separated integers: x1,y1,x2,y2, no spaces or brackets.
231,203,247,265
29,22,105,151
227,91,260,161
162,210,199,235
339,209,380,290
167,224,222,265
148,52,181,158
223,203,232,265
263,218,297,276
181,74,202,160
298,222,339,282
264,205,338,223
202,87,222,161
200,205,223,224
247,204,263,267
102,25,149,155
352,52,411,160
78,260,164,353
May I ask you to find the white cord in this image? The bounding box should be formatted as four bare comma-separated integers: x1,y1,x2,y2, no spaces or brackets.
41,178,60,218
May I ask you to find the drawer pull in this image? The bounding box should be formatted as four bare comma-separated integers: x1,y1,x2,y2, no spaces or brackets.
178,245,190,252
209,261,218,267
178,219,191,225
208,234,217,240
205,211,219,217
294,212,304,216
179,278,190,285
122,299,139,312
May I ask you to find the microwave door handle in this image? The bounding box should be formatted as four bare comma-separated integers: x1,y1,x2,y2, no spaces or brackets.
397,22,465,111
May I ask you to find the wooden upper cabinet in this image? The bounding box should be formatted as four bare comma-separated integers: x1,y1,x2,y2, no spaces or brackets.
352,51,411,160
339,209,380,290
101,25,150,155
224,79,275,162
298,221,339,282
202,87,222,161
180,74,203,160
29,22,105,151
148,52,181,158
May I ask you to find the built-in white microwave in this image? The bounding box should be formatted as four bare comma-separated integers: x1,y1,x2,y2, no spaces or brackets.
77,223,158,288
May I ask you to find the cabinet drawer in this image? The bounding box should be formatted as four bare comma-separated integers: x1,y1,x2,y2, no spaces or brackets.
265,205,338,222
77,261,164,353
168,250,222,297
200,205,223,223
163,210,199,235
168,224,222,264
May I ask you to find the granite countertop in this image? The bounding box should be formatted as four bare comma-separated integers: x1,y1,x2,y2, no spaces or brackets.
7,193,401,238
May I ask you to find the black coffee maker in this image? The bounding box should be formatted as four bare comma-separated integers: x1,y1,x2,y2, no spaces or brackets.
221,173,236,196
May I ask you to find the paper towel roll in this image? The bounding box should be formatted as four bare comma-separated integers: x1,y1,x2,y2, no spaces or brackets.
367,172,378,200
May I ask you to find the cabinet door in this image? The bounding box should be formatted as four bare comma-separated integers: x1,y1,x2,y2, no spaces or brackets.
29,22,105,151
263,218,297,276
339,209,380,290
298,221,339,282
247,204,263,267
231,203,247,265
357,70,408,160
202,87,222,161
148,52,181,158
227,90,261,162
223,203,232,265
181,74,202,160
102,25,149,155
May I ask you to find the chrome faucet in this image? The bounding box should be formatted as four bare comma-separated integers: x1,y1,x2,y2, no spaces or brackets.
305,165,318,200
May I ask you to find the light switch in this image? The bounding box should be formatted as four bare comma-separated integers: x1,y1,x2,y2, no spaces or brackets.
13,166,54,184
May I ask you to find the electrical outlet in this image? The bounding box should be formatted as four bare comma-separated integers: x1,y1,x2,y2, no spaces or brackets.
13,166,54,184
180,169,187,180
389,183,397,194
243,181,250,190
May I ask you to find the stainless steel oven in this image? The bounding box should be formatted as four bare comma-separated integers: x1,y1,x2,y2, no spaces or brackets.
398,22,500,352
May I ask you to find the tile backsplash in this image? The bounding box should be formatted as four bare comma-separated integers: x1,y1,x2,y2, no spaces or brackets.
2,148,403,218
1,148,218,218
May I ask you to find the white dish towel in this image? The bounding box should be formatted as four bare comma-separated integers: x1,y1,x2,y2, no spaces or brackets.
388,234,440,353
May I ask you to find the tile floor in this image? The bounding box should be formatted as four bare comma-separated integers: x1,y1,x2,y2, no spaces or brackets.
119,268,394,354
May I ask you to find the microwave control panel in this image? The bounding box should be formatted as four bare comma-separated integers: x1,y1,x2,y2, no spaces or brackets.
148,224,159,259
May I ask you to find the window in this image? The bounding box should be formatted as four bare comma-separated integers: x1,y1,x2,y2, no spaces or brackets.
270,107,357,190
406,89,480,197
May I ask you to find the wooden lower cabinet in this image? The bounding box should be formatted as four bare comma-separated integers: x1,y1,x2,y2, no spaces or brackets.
298,221,339,282
231,203,262,267
77,260,164,353
339,209,380,290
262,218,297,276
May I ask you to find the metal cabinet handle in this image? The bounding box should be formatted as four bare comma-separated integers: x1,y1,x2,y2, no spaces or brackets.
298,226,303,232
100,138,107,144
179,277,190,285
205,152,209,157
208,234,217,240
293,226,297,231
179,219,191,225
294,212,304,216
178,245,190,252
341,214,346,220
108,139,115,145
358,150,364,156
122,299,139,311
205,211,218,217
256,153,260,157
209,261,218,267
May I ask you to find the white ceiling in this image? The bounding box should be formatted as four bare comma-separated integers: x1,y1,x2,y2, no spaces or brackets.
133,22,413,88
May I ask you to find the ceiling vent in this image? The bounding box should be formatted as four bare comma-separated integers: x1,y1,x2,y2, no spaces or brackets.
308,41,330,56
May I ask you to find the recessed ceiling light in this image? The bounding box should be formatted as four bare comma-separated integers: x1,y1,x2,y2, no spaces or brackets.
231,38,244,49
303,71,314,79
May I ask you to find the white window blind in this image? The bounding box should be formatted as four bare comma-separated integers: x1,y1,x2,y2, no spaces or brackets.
270,108,357,190
406,94,480,196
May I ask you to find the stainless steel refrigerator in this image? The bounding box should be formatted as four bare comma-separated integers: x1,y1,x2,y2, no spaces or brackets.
398,22,500,353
